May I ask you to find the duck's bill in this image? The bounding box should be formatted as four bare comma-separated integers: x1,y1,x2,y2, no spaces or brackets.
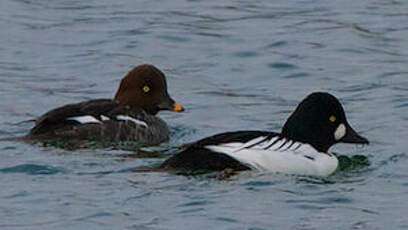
158,97,184,112
341,125,369,144
173,102,184,112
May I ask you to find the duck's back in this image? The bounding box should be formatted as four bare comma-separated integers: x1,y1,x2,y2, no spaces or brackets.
28,99,169,145
160,130,272,171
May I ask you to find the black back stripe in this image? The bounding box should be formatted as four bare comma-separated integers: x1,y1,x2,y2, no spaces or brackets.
283,141,296,151
293,143,302,151
263,137,282,150
243,136,270,149
275,139,291,151
235,136,309,154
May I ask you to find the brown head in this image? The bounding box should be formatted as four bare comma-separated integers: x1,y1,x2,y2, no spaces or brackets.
114,64,184,115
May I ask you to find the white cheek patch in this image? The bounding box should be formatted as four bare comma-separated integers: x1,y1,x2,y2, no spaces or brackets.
67,115,101,124
334,123,346,141
116,115,148,128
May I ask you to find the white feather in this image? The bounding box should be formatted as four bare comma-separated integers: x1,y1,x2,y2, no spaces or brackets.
116,115,148,128
100,115,110,121
66,115,101,124
205,137,338,177
334,123,346,141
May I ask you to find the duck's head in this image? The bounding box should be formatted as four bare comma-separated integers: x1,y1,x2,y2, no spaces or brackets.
281,92,369,152
114,64,184,115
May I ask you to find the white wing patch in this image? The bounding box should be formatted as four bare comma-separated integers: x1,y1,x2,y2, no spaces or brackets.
116,115,148,128
66,115,101,124
205,136,338,177
100,115,110,121
65,114,148,128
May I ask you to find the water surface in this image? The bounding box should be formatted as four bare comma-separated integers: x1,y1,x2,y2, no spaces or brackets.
1,0,408,229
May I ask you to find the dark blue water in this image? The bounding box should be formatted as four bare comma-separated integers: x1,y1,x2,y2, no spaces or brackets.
1,0,408,229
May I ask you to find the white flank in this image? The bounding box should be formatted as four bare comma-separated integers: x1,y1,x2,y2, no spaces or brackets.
334,123,346,141
66,115,101,124
116,115,148,128
205,137,338,177
100,115,110,121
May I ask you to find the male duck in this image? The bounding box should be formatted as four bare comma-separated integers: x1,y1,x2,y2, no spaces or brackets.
26,64,184,146
160,92,368,177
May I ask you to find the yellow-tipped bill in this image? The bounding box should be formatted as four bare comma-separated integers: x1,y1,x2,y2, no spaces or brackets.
173,102,184,112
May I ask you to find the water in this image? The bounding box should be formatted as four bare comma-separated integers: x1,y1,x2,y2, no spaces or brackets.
1,0,408,229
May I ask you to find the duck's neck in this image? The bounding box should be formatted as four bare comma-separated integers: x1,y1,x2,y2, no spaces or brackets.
115,99,159,116
281,124,331,153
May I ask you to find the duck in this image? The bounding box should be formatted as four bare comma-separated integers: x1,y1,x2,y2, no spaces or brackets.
25,64,184,146
159,92,369,177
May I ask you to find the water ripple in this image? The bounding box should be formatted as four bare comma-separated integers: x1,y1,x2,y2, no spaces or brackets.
0,164,64,175
266,41,287,48
0,0,407,229
267,62,297,70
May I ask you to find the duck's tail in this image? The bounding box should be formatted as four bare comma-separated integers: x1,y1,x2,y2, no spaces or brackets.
10,119,36,125
0,119,35,142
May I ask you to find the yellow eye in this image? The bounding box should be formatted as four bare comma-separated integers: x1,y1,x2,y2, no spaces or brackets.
329,115,336,123
143,86,150,93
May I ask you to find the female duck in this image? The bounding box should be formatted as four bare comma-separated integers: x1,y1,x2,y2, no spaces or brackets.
27,64,184,146
160,92,368,177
